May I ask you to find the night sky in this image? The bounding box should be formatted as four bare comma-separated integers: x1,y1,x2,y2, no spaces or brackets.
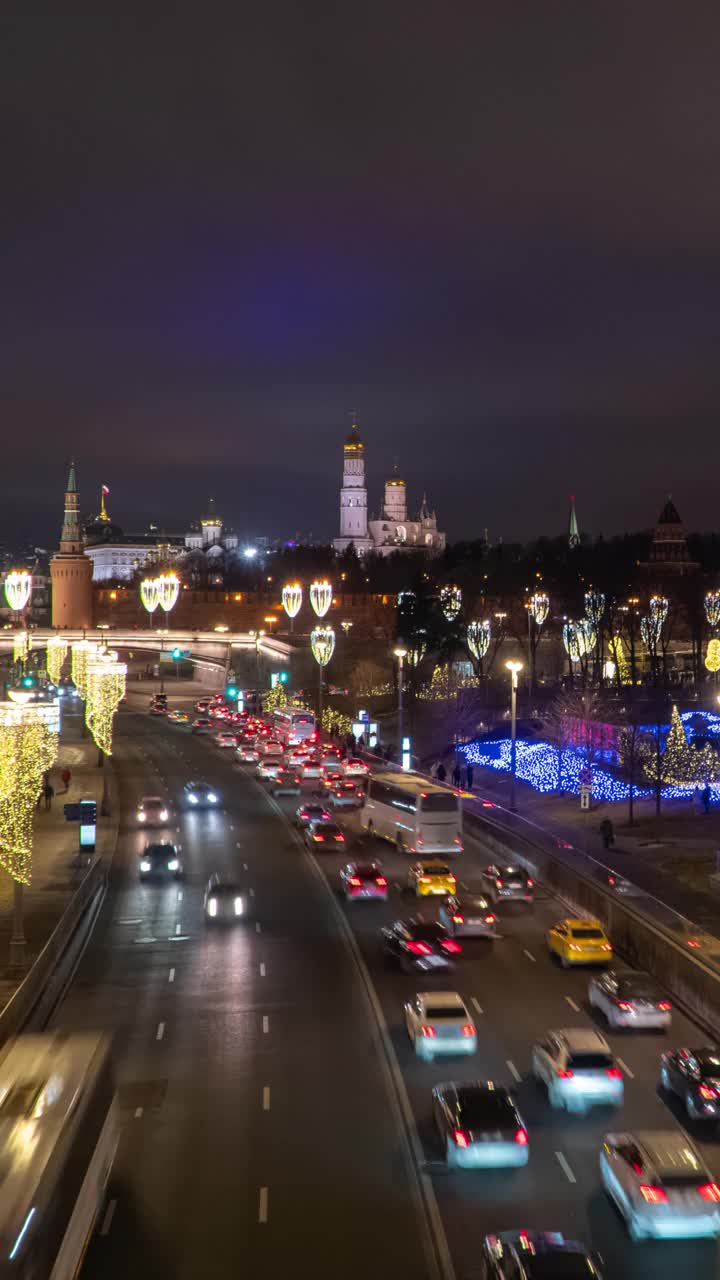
2,3,719,548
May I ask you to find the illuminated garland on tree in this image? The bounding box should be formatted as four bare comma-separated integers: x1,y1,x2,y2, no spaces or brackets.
644,704,720,785
583,589,605,632
529,593,549,626
46,635,68,684
0,701,60,885
606,634,631,684
12,632,28,665
85,656,127,756
706,639,720,673
440,585,462,621
71,640,100,701
640,595,669,652
705,591,720,631
264,684,290,713
322,707,353,738
466,619,491,661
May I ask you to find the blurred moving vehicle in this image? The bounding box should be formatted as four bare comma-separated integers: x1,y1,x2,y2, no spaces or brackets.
482,1230,603,1280
149,700,167,716
136,796,170,826
600,1130,720,1241
408,860,457,898
341,758,369,780
361,772,463,855
139,842,183,880
531,1029,623,1114
214,731,238,749
479,864,534,905
438,894,496,938
339,861,387,902
660,1047,720,1120
167,710,190,724
191,717,213,735
268,768,302,796
328,781,364,809
381,918,460,972
304,820,346,847
271,706,317,746
294,802,331,828
195,699,210,712
183,780,219,808
404,992,476,1060
589,970,672,1031
433,1081,529,1169
0,1032,118,1280
257,760,282,782
236,745,260,764
546,918,612,968
204,874,245,923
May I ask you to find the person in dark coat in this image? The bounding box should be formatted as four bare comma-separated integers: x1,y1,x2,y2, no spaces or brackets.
466,764,474,790
702,784,712,814
452,762,462,788
599,817,614,849
436,762,447,783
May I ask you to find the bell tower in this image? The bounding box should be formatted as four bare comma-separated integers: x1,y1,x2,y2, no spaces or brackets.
333,420,373,554
50,461,93,628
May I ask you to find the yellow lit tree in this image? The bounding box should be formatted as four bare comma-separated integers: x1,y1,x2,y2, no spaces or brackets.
46,635,68,684
86,657,127,756
0,702,60,885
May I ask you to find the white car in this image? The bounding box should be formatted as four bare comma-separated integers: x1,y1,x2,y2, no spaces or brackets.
588,970,672,1031
404,992,476,1060
136,796,170,826
236,745,260,764
257,760,282,782
532,1028,623,1115
300,759,323,780
341,758,368,779
214,732,237,749
600,1130,720,1241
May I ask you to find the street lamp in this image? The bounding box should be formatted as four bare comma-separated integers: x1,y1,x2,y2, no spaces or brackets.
249,629,265,686
393,647,407,760
310,580,333,619
310,627,335,727
506,660,523,812
282,583,302,633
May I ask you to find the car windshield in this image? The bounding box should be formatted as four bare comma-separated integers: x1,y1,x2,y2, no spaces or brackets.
456,1088,515,1128
567,1052,614,1070
570,928,603,940
408,923,445,942
501,868,525,880
146,845,175,858
426,866,451,877
420,793,458,812
303,807,326,816
425,1006,465,1020
211,884,242,897
191,784,209,792
354,865,381,878
522,1254,592,1280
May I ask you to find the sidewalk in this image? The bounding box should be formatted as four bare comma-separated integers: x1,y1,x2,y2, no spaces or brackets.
0,709,119,1004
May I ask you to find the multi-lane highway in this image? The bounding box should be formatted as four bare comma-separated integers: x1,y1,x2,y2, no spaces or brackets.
49,700,720,1278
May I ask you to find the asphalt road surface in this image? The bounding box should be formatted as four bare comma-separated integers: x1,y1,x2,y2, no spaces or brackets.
53,704,720,1279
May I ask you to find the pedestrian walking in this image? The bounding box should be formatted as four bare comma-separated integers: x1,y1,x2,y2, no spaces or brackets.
44,781,55,811
702,784,712,815
452,761,462,789
466,764,474,790
599,817,614,849
61,766,71,793
436,762,447,783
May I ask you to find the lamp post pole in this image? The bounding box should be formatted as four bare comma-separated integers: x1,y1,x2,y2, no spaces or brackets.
394,647,407,760
506,660,523,812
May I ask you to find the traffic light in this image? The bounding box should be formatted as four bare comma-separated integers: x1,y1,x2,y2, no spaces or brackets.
226,684,239,699
21,675,35,689
172,647,183,660
278,671,289,684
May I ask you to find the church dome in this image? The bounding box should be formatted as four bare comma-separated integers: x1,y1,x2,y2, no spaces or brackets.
344,423,364,451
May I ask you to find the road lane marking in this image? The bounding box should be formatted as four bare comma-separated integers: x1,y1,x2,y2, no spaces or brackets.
617,1057,635,1079
564,996,580,1012
249,887,255,897
263,1086,270,1111
471,998,483,1015
175,923,181,935
256,922,262,933
169,935,190,941
258,1187,268,1223
168,968,175,983
177,891,183,901
100,1199,117,1236
260,963,266,977
506,1060,521,1082
176,826,181,833
243,862,249,870
134,937,157,944
460,881,470,890
134,1107,143,1118
555,1151,576,1183
230,824,234,831
262,1016,269,1033
236,842,242,848
156,1022,165,1041
523,949,536,962
116,918,142,925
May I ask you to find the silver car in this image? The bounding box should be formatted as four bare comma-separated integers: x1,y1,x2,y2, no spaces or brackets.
589,970,672,1031
532,1028,623,1114
600,1130,720,1241
438,894,497,938
404,992,476,1060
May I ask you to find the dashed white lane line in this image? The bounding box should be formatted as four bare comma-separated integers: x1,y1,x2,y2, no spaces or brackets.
168,968,175,983
260,963,266,977
256,922,262,933
176,826,181,833
243,862,249,870
617,1057,635,1079
506,1059,521,1083
100,1199,117,1236
134,1107,143,1119
258,1187,269,1224
175,923,181,935
262,1016,269,1034
263,1086,270,1111
471,997,483,1015
555,1151,577,1183
460,881,470,890
236,842,242,848
156,1022,165,1041
564,996,580,1012
249,888,255,898
116,918,142,925
177,891,183,901
523,949,536,962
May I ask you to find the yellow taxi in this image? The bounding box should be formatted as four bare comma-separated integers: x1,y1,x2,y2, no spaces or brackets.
408,860,457,898
546,917,612,968
167,710,190,724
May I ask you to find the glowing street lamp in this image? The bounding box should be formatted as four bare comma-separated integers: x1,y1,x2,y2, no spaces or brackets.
506,660,523,812
140,577,161,614
4,571,32,614
310,580,333,619
440,585,462,622
466,619,491,662
529,592,549,627
706,591,720,631
311,626,335,724
393,647,407,758
282,583,302,634
157,572,180,614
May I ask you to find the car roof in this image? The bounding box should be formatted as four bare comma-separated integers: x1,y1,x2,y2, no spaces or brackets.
454,894,490,907
140,796,163,804
634,1131,707,1177
555,1028,610,1053
144,842,176,854
420,860,452,870
564,917,603,929
418,992,465,1008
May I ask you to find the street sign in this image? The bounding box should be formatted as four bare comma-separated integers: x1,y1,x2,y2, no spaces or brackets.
579,784,591,811
79,799,97,852
579,765,592,786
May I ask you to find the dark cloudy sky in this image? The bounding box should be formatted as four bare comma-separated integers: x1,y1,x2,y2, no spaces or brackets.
2,3,719,548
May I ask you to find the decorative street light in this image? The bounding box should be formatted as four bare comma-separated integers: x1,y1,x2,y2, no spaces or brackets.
466,619,491,662
529,592,549,627
157,572,180,613
340,620,353,637
282,583,303,632
310,626,335,725
71,640,100,702
440,585,462,621
705,591,720,631
4,571,32,614
46,635,68,685
86,652,127,763
393,647,407,760
506,660,523,812
310,580,333,619
140,577,161,614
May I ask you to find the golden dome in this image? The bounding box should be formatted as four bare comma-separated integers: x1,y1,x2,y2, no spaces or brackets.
344,423,364,451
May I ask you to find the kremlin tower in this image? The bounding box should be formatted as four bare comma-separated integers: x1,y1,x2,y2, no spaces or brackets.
50,461,93,629
333,421,373,554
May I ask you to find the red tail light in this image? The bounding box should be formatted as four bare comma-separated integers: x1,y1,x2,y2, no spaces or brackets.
556,1068,573,1079
461,1024,475,1037
313,834,325,842
420,1025,437,1038
484,914,496,925
639,1185,667,1204
334,835,345,842
514,1128,528,1146
606,1067,622,1079
699,1084,718,1100
452,915,465,924
406,941,432,955
453,1129,469,1148
495,879,503,889
698,1182,720,1202
375,876,387,886
417,837,424,846
657,1001,671,1011
617,1001,632,1011
348,877,362,887
441,940,462,953
600,943,612,952
527,878,534,887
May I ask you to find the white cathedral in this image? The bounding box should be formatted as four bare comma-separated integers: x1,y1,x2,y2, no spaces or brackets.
333,422,446,557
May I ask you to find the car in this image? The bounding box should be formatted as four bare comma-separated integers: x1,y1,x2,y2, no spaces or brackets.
605,870,640,895
204,874,245,923
320,769,344,793
600,1129,720,1241
433,1081,529,1169
257,760,283,782
191,717,213,734
258,739,284,759
408,860,457,898
531,1028,623,1114
341,757,369,779
546,918,612,968
339,861,387,901
438,894,496,938
381,918,460,972
149,702,167,716
183,780,219,808
404,992,476,1060
139,842,182,880
214,732,238,749
660,1047,720,1120
479,864,534,905
236,745,260,764
269,768,302,796
305,820,346,848
482,1230,603,1280
589,970,672,1031
195,699,210,712
287,748,311,767
151,692,168,705
300,758,324,780
328,781,364,809
295,802,332,828
167,710,190,724
136,796,170,826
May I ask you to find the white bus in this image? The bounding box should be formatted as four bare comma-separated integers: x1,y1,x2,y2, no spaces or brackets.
0,1032,118,1279
271,706,317,747
361,771,464,855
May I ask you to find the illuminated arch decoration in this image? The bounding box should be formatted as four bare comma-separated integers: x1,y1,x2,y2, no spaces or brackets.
71,640,100,701
440,585,462,622
310,626,335,667
529,593,549,627
407,639,427,667
562,621,584,663
705,591,720,631
466,619,491,662
706,639,720,673
46,635,68,685
282,584,303,619
309,580,333,619
583,590,606,632
641,595,669,652
12,632,28,665
157,572,180,613
0,700,60,885
4,571,32,613
85,654,126,756
140,577,161,614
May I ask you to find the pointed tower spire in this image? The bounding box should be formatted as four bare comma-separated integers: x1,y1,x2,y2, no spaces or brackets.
66,459,78,493
59,460,84,554
99,484,110,523
568,494,580,549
